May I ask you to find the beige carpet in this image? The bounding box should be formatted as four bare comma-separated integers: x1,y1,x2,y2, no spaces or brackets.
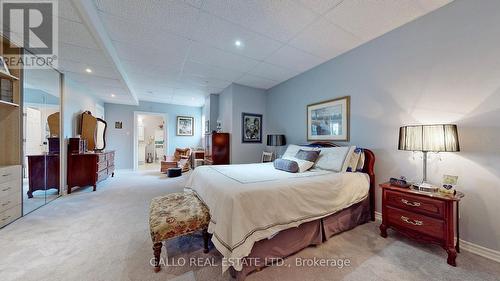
0,170,499,281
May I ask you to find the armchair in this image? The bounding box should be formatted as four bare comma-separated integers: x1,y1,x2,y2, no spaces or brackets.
160,148,192,173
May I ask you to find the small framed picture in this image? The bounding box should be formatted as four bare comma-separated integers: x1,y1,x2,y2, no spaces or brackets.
0,56,10,76
242,112,262,143
205,120,210,133
440,174,458,194
115,121,122,129
177,116,194,136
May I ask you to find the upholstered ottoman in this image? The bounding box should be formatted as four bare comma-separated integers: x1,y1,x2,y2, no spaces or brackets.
167,167,182,177
149,192,211,272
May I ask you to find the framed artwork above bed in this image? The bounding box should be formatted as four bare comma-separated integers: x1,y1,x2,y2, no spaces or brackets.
307,96,350,142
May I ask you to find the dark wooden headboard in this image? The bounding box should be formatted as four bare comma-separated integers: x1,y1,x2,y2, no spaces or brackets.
308,142,376,221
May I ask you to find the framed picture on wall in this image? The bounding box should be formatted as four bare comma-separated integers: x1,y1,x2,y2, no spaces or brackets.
177,116,194,136
241,112,262,143
307,96,350,141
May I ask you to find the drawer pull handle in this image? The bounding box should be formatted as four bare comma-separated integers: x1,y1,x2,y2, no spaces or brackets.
401,199,421,207
1,215,11,221
1,174,10,177
401,216,423,226
2,187,11,192
2,201,11,207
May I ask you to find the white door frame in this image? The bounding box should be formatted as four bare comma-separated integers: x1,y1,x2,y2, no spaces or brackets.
133,111,167,171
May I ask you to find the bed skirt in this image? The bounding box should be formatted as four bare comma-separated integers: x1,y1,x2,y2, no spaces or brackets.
231,197,371,281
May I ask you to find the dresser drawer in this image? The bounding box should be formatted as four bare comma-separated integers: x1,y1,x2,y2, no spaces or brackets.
0,192,21,213
0,166,21,185
386,190,445,218
97,153,106,163
0,205,21,228
0,179,21,198
97,161,108,172
97,169,108,183
106,152,114,162
386,206,444,239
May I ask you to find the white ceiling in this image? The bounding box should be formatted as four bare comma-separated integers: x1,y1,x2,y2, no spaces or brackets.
19,0,455,106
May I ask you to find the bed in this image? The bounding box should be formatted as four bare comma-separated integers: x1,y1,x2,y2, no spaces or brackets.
185,142,375,280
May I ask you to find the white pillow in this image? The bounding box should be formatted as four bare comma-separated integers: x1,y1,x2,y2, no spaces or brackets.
315,146,352,172
282,156,315,173
282,144,317,159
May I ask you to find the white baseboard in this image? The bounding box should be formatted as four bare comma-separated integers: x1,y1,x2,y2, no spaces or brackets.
373,211,500,263
459,239,500,263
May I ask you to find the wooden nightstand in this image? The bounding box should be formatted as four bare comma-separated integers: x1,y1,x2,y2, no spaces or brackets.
379,182,464,266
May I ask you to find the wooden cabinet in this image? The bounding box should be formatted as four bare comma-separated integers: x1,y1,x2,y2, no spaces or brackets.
205,133,230,165
0,165,22,228
67,151,115,194
26,154,60,198
0,36,23,228
379,183,464,266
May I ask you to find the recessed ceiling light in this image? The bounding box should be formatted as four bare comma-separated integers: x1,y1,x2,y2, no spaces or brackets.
111,94,115,97
234,40,242,47
85,68,92,73
191,97,195,100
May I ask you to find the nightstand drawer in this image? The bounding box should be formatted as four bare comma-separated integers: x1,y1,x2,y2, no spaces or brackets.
386,190,445,218
386,206,444,239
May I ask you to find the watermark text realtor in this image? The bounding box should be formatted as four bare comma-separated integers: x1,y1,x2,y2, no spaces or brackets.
1,0,58,68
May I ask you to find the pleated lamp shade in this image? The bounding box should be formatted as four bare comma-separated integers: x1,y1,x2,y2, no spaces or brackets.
398,124,460,152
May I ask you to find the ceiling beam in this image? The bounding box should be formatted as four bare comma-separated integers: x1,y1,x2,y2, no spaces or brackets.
71,0,139,105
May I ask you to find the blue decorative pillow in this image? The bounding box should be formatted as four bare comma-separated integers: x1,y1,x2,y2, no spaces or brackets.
295,149,321,162
273,158,299,173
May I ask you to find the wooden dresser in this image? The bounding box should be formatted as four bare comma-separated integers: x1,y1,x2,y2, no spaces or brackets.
67,151,115,194
0,165,22,228
379,183,464,266
205,133,230,165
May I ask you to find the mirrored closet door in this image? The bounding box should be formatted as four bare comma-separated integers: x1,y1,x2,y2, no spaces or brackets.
22,55,62,215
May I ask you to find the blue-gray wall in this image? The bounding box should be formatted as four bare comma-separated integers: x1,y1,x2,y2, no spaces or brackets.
104,101,202,169
216,83,267,164
266,0,500,251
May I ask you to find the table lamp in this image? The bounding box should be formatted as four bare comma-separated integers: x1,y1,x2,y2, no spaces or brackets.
398,124,460,186
266,134,286,160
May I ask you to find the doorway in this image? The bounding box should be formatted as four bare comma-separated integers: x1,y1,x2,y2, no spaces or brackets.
134,112,166,171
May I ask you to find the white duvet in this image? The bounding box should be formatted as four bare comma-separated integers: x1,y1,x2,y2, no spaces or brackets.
185,163,369,272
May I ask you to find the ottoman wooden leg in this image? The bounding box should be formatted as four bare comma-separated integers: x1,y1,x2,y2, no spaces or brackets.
153,242,163,272
202,229,210,253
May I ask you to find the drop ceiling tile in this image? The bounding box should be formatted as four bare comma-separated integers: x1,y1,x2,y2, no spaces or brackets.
59,18,98,49
289,17,363,59
112,39,189,69
416,0,453,11
247,62,300,82
192,11,283,61
324,0,428,42
265,45,323,73
95,0,200,38
187,42,260,73
59,59,120,79
202,0,318,42
295,0,343,15
236,74,278,89
58,43,112,68
59,0,82,22
182,60,245,82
